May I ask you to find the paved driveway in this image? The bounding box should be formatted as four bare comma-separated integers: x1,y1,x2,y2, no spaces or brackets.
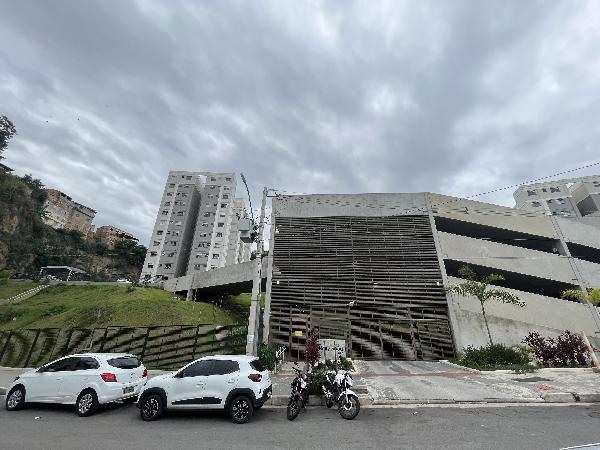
354,360,544,403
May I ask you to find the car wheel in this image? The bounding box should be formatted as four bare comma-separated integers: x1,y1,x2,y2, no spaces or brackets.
140,394,164,421
5,385,26,411
229,395,253,424
76,389,99,417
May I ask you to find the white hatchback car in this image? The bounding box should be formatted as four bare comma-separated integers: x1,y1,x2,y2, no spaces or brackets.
136,355,272,424
5,353,148,417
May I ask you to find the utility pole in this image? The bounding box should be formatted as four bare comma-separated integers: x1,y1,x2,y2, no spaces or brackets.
246,186,268,356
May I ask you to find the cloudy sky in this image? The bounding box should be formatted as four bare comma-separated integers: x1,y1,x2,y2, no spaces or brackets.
2,0,600,245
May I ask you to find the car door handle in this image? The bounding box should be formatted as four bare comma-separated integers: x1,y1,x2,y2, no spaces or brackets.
195,383,205,388
227,379,235,384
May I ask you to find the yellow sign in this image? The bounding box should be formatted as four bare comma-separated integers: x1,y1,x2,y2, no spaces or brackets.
294,330,303,337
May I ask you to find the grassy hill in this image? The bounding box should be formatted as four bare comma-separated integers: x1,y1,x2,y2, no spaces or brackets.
0,283,251,330
0,279,39,299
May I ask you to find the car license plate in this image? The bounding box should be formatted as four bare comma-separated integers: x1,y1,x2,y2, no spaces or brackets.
122,386,135,394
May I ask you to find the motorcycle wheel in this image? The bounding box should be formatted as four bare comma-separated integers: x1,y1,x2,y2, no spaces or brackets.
287,398,301,421
338,395,360,420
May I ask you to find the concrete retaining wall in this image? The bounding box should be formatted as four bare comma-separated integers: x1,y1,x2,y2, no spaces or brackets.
447,276,600,351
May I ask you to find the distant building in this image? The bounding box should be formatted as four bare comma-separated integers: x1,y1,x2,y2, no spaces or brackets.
43,188,96,235
139,171,252,284
513,175,600,218
96,225,138,249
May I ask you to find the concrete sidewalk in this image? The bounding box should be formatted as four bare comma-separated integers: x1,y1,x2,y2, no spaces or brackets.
2,361,599,406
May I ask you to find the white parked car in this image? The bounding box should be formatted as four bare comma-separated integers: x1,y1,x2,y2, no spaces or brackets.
136,355,272,424
5,353,147,417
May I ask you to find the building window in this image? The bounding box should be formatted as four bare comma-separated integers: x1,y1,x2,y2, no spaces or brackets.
177,211,184,216
225,177,232,182
175,221,182,226
201,222,209,227
169,241,177,246
157,230,163,235
222,194,229,199
212,254,220,259
527,190,537,196
210,177,216,182
204,212,212,217
216,232,223,238
550,187,560,193
164,202,171,206
162,210,168,215
153,241,160,246
542,188,547,193
186,175,192,180
150,252,157,256
169,183,175,188
218,222,224,227
221,203,227,208
194,264,203,270
147,263,154,268
557,198,566,204
166,192,173,197
531,201,541,207
164,263,172,269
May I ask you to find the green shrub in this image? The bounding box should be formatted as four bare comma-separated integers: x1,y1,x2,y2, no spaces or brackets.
309,370,326,395
257,344,276,371
339,357,354,371
0,279,8,286
0,270,11,279
458,344,531,370
125,285,135,293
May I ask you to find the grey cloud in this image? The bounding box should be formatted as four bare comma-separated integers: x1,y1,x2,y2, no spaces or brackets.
1,0,599,244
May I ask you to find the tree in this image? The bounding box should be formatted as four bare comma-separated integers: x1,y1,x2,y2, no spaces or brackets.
444,266,525,346
0,115,17,160
561,288,600,306
305,328,320,369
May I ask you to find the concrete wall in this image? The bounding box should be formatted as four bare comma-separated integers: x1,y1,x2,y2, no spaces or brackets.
556,216,600,249
446,276,600,351
429,193,557,238
273,193,428,218
437,232,576,284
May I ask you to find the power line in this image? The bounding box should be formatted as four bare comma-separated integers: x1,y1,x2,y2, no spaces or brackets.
272,160,600,217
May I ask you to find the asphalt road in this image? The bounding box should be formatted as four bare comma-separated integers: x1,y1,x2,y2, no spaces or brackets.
1,402,600,450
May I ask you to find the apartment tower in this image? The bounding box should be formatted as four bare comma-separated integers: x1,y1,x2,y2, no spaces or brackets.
139,171,251,283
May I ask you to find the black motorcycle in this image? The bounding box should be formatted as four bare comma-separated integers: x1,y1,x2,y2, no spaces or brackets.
322,369,360,420
286,365,312,421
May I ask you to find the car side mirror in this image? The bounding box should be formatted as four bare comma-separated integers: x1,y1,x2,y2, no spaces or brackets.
174,371,184,378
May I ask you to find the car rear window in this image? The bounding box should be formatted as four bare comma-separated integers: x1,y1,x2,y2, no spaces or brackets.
250,359,267,372
107,356,141,369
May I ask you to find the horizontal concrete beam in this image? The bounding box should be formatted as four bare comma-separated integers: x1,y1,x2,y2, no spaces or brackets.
164,259,268,293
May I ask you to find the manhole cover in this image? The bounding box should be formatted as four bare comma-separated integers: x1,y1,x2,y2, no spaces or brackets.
512,377,551,383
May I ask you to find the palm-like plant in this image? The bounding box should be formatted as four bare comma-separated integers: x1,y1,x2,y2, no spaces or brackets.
445,266,525,346
561,288,600,306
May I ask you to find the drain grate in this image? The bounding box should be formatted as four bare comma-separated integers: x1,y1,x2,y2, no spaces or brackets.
512,377,551,383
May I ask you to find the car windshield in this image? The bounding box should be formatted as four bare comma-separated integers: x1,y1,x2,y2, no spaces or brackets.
107,356,141,369
250,359,267,372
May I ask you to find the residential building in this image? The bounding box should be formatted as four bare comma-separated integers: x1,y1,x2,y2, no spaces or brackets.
513,175,600,217
95,225,138,249
43,188,96,236
139,171,251,284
